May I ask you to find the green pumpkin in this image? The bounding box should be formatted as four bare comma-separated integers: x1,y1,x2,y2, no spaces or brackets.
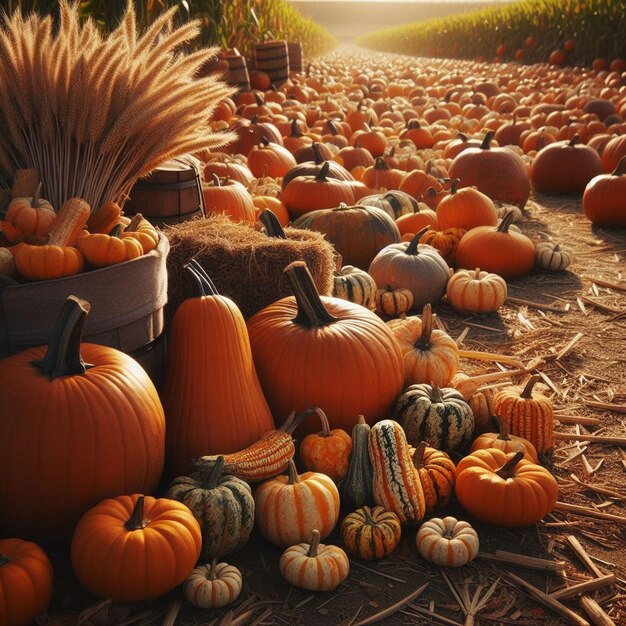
394,383,474,453
166,456,254,559
338,415,375,510
333,265,377,309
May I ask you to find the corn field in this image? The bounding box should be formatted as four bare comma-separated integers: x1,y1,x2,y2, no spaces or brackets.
3,0,337,58
357,0,626,66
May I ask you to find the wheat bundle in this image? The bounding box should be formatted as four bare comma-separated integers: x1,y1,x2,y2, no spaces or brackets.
165,215,336,320
0,0,234,211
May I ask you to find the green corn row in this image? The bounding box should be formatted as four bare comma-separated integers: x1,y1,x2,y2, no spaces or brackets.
357,0,626,67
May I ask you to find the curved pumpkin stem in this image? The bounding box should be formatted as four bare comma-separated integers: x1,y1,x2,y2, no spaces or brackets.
125,213,144,232
315,161,330,182
284,261,338,327
306,529,321,557
412,441,428,467
32,181,44,208
125,495,148,531
520,375,541,399
495,414,512,441
497,210,516,233
406,226,430,255
362,506,376,526
185,260,219,297
311,142,325,164
290,118,303,137
568,135,582,147
278,409,318,436
480,131,495,150
286,459,300,485
415,303,434,350
307,407,332,437
495,450,524,479
210,172,221,187
450,178,461,195
613,155,626,177
32,296,92,378
259,209,286,239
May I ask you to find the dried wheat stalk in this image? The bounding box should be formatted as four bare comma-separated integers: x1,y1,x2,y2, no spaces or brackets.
0,0,234,212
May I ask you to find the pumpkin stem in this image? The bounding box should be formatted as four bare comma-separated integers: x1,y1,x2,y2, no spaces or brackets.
406,227,430,255
553,243,560,252
31,296,92,378
306,529,321,557
185,260,220,297
195,455,226,488
290,118,303,137
357,414,367,425
412,441,428,467
613,155,626,176
284,261,338,327
125,213,144,232
311,142,325,164
415,303,434,350
520,375,541,399
259,209,286,239
210,172,221,187
568,135,581,147
450,178,460,195
495,450,524,479
315,161,330,182
362,506,376,526
278,409,317,436
480,131,495,150
286,459,300,485
474,268,482,279
108,223,123,238
309,407,332,437
326,119,338,136
124,495,149,531
208,558,218,581
497,210,515,233
374,157,388,171
430,381,443,404
32,181,44,208
495,414,511,441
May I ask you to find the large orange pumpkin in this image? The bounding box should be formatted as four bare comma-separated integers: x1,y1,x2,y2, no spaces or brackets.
436,179,498,231
583,156,626,227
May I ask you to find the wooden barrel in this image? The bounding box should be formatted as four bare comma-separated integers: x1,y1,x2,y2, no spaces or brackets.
221,48,250,92
287,42,303,74
254,40,290,86
124,156,204,226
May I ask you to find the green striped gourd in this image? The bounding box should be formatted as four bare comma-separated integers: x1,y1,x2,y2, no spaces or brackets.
333,265,377,309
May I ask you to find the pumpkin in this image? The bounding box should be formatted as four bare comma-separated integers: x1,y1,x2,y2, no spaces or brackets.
368,419,426,523
162,262,275,477
583,156,626,227
341,506,401,560
122,213,159,254
86,201,125,234
338,415,375,510
410,441,456,513
0,296,165,538
165,456,254,558
246,261,405,435
395,204,439,234
293,203,401,270
71,494,202,602
280,529,350,592
254,196,289,226
5,182,56,237
299,407,352,481
601,134,626,173
0,539,54,626
492,375,554,453
247,139,298,178
333,264,377,309
468,389,495,435
471,414,539,462
283,143,354,187
390,304,459,387
184,559,242,609
77,224,143,267
395,383,474,453
535,242,573,271
455,449,558,526
368,230,450,310
0,220,22,247
448,131,530,208
416,517,479,567
419,227,466,265
358,190,420,220
228,117,283,156
374,285,414,317
15,241,84,281
254,460,340,546
202,174,256,225
446,268,508,314
361,157,404,189
530,136,604,194
435,179,498,231
455,211,536,279
203,154,255,186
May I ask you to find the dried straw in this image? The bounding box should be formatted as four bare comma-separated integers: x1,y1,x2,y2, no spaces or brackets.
0,0,234,212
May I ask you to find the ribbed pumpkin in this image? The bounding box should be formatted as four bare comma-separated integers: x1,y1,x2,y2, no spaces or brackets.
0,296,165,539
161,262,275,477
254,460,340,546
293,203,400,270
165,456,254,559
279,530,350,592
446,268,508,314
247,261,405,435
5,182,56,237
283,143,354,188
395,204,439,234
583,156,626,227
535,243,573,271
333,264,377,309
455,211,536,279
247,139,297,178
341,506,401,560
202,174,256,225
71,494,202,602
492,376,554,453
358,190,420,219
389,304,459,387
448,132,530,208
410,442,456,513
78,224,144,268
338,416,375,510
455,449,558,527
419,227,466,266
368,230,450,310
0,539,53,626
601,134,626,173
184,560,242,609
416,517,479,567
368,420,426,524
436,179,498,231
361,157,404,189
471,414,539,462
374,286,414,317
395,383,474,453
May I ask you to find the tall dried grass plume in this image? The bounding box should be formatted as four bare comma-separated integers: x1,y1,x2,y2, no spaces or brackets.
0,0,234,211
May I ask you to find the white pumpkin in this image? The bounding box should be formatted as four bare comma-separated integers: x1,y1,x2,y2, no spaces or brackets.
183,560,242,608
333,265,377,309
535,242,573,271
416,516,479,567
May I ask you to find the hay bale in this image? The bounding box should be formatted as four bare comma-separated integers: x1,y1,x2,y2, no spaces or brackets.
164,215,335,320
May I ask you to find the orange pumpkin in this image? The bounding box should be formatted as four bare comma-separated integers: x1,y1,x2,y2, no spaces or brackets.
410,441,456,513
446,267,508,313
202,174,256,225
419,227,466,265
5,182,56,237
471,414,539,462
583,156,626,227
78,224,144,267
435,179,498,231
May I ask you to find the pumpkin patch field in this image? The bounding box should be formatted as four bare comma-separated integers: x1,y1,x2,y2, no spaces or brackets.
2,1,626,624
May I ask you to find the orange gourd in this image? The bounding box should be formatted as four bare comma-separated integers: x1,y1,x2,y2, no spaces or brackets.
471,414,539,462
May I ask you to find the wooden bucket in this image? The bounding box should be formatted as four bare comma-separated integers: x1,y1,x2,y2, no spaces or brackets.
0,235,170,387
221,48,250,92
123,156,204,226
287,42,303,73
254,40,290,86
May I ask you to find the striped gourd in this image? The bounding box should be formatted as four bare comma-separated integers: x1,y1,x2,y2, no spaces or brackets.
338,415,375,510
333,265,377,309
358,191,418,219
196,410,308,482
410,442,456,513
492,375,553,453
374,286,414,317
368,420,426,523
395,383,474,453
165,456,254,559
